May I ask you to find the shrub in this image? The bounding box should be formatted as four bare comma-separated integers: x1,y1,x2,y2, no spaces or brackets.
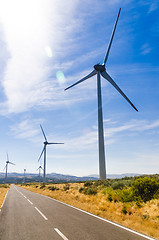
63,184,70,191
79,187,84,193
84,181,93,187
120,189,134,202
122,205,127,215
0,184,9,188
107,193,113,202
48,186,57,191
131,177,159,202
82,187,97,195
40,183,46,189
112,181,125,190
94,180,111,187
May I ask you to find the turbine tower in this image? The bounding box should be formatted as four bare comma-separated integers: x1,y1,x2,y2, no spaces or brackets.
38,124,64,183
4,153,15,183
65,8,138,180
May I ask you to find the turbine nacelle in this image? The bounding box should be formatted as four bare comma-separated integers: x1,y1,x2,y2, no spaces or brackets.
94,64,105,72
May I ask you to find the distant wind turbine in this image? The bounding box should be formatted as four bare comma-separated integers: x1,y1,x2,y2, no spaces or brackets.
24,169,26,184
37,165,43,178
4,153,15,182
38,124,64,183
65,8,138,180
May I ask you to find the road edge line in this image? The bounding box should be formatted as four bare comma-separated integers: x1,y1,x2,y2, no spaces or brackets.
18,186,156,240
43,195,156,240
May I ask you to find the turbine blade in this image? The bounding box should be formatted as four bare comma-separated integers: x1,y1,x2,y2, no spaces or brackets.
47,142,64,145
65,69,97,91
7,152,9,162
40,124,47,142
3,165,6,171
103,8,121,65
101,71,138,112
8,161,15,165
38,146,45,162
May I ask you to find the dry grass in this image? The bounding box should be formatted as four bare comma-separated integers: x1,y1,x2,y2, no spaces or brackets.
20,183,159,239
0,186,9,209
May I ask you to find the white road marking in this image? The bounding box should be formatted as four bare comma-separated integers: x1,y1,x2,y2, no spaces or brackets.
14,187,33,205
34,207,48,220
54,228,69,240
27,199,33,205
42,195,155,240
16,186,155,240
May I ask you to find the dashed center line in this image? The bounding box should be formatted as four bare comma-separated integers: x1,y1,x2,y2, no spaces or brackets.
34,206,48,220
13,187,70,240
15,186,48,221
27,199,33,205
54,228,69,240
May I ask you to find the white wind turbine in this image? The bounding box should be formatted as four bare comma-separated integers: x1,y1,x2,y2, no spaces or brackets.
65,8,138,180
37,165,43,178
24,169,26,183
38,124,64,183
4,153,15,182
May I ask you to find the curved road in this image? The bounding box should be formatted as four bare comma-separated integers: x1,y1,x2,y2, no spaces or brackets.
0,185,156,240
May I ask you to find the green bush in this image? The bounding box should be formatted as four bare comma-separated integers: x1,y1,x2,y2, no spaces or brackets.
94,180,111,187
131,177,159,202
107,193,113,202
120,189,134,203
79,187,84,193
40,183,46,189
63,184,70,191
48,186,57,191
0,184,9,188
84,187,97,195
122,205,127,215
112,181,125,190
84,181,93,187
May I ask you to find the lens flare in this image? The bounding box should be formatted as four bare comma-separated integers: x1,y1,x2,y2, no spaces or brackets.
56,71,65,84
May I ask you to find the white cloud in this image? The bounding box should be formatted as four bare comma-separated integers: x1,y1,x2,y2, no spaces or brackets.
148,2,159,13
0,0,83,114
11,117,159,152
10,117,43,143
140,43,152,55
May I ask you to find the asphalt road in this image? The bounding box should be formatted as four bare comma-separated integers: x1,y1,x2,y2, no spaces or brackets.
0,185,156,240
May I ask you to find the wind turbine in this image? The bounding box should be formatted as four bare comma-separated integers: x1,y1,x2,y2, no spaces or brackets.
38,124,64,183
37,165,43,178
24,169,26,184
65,8,138,180
4,153,15,182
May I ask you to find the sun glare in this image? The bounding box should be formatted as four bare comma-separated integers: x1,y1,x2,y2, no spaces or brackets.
0,0,48,51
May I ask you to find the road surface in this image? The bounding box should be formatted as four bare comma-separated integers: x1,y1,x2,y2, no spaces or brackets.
0,185,156,240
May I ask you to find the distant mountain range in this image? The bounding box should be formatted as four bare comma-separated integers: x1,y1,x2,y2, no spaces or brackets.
0,172,142,183
87,173,142,179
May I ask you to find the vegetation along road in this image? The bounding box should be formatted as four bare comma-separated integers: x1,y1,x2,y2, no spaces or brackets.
0,183,157,240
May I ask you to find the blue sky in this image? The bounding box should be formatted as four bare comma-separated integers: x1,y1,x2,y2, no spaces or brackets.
0,0,158,177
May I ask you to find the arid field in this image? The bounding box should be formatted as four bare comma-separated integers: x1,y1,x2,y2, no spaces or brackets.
0,185,9,209
19,177,159,239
